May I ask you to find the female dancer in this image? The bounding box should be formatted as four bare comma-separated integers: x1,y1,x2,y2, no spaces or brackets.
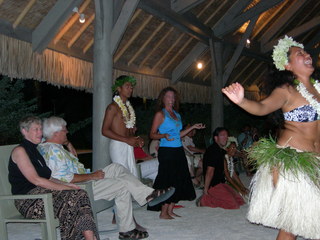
222,36,320,240
149,87,205,219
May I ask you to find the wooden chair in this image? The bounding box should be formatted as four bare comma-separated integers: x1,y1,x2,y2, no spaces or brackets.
0,144,59,240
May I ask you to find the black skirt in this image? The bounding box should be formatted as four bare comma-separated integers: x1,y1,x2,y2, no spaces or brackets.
148,146,196,211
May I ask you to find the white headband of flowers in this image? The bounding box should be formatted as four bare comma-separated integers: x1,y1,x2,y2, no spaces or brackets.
224,136,238,149
272,35,304,71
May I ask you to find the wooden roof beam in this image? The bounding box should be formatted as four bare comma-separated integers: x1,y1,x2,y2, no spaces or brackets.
231,58,255,84
114,15,153,62
53,0,91,45
32,0,82,53
213,0,252,37
215,0,284,37
138,0,213,44
171,0,205,13
162,1,211,72
172,42,208,83
152,33,185,71
203,0,226,25
13,0,36,29
169,0,226,83
138,27,174,68
0,18,31,42
162,37,193,72
83,38,94,54
128,22,165,66
68,14,95,48
254,2,286,39
241,62,263,86
223,16,258,85
111,0,140,55
261,0,307,47
264,16,320,53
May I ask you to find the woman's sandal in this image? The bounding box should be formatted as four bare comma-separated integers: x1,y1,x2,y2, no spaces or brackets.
146,187,175,207
119,229,149,240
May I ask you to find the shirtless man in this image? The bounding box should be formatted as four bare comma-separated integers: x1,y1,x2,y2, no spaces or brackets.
102,75,143,177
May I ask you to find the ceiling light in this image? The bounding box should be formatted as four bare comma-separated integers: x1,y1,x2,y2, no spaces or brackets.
79,13,85,23
246,39,251,48
73,7,85,24
197,62,203,69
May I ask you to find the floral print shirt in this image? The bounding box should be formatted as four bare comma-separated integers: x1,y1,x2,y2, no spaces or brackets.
38,142,86,183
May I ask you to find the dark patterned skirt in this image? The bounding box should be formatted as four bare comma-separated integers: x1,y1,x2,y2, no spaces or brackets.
148,146,196,211
15,187,99,240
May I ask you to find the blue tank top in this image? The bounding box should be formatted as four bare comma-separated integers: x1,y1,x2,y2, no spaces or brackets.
159,109,182,147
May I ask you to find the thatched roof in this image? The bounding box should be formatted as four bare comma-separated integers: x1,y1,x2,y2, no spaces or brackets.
0,0,319,103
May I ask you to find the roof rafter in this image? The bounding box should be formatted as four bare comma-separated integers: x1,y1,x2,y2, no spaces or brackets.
213,0,252,36
261,0,307,46
152,33,185,71
53,0,91,45
215,0,284,37
138,0,212,44
242,62,263,86
138,27,174,68
13,0,36,29
264,16,320,52
111,0,140,55
171,0,205,13
114,14,153,62
128,22,166,66
172,42,207,84
223,15,258,85
162,37,193,73
68,14,95,48
32,0,82,52
231,58,255,84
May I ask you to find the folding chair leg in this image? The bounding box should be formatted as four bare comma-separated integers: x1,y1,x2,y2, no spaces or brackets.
0,221,9,240
46,222,58,240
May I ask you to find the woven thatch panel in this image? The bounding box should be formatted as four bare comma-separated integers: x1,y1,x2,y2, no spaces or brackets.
0,35,93,91
0,35,211,103
113,69,212,104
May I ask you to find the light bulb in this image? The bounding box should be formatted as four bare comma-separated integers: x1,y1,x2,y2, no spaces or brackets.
197,62,203,69
79,13,85,23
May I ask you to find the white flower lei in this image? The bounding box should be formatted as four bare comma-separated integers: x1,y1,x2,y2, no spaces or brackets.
272,35,304,71
113,95,136,128
225,154,234,177
296,79,320,116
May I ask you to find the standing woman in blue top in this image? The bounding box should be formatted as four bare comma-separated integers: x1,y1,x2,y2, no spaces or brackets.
149,87,205,219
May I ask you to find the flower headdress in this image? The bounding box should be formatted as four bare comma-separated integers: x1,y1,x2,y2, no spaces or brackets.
225,136,238,149
112,75,137,92
272,35,304,71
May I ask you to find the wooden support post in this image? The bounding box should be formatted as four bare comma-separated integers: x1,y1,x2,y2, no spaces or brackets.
92,0,113,170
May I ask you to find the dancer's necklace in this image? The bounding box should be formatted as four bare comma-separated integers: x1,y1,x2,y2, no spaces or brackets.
295,78,320,116
225,154,234,177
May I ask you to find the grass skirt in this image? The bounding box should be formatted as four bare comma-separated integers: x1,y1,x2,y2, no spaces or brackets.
247,139,320,239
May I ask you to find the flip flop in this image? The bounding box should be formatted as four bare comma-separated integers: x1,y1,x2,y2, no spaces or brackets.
147,187,175,207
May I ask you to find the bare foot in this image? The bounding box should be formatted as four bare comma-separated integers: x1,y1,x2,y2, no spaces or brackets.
159,213,174,219
170,212,181,217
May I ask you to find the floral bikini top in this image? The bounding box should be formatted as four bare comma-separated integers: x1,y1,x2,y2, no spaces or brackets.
283,105,318,122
